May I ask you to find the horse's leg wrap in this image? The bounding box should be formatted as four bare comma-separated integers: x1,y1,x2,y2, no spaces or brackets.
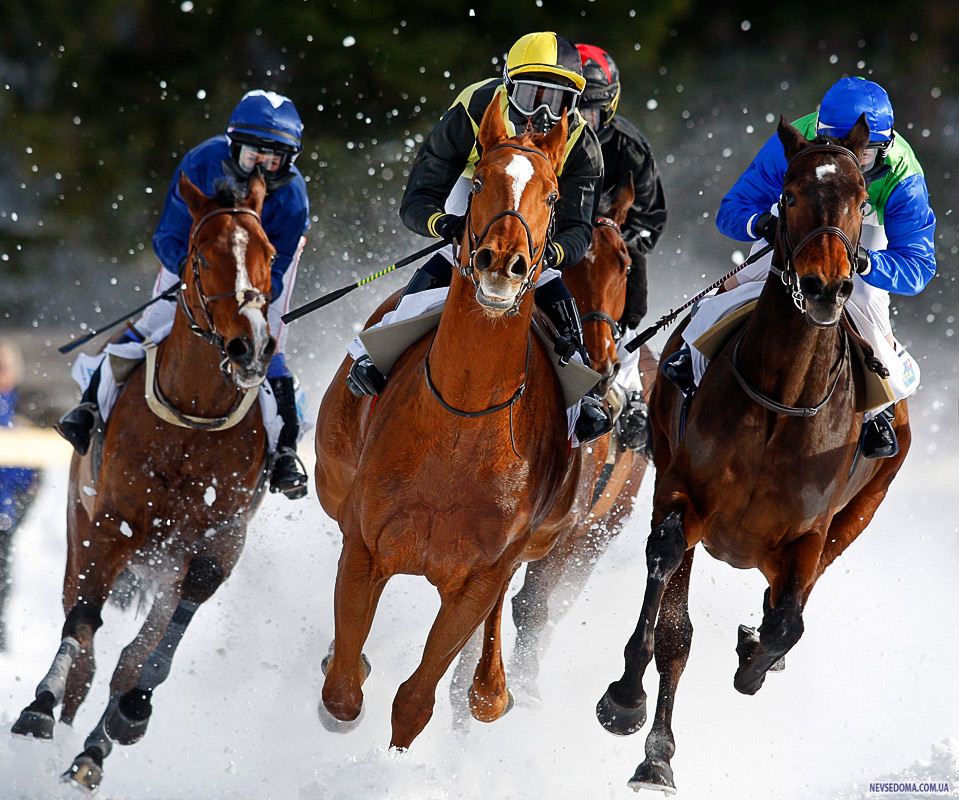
10,636,81,739
107,557,224,745
597,511,687,736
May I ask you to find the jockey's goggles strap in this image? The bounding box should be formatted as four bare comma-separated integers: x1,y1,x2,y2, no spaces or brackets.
509,80,580,121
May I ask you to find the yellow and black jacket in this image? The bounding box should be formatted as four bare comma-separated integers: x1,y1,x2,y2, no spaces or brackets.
401,78,604,269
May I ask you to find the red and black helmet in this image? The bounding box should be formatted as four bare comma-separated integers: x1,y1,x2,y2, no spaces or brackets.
575,44,621,130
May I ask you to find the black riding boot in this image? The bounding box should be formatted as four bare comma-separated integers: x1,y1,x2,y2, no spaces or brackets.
540,296,614,444
618,389,651,454
346,255,454,397
861,406,899,459
56,364,102,456
660,343,697,397
268,376,308,499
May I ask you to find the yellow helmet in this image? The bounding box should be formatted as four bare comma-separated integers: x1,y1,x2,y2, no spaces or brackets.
504,32,586,93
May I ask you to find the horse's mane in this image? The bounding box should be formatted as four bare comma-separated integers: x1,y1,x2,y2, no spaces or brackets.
212,177,246,208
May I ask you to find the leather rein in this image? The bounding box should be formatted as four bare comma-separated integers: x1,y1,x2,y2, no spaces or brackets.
581,215,627,344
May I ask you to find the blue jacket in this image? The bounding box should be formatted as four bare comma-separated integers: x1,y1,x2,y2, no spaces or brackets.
1,391,38,535
716,117,937,296
152,136,310,302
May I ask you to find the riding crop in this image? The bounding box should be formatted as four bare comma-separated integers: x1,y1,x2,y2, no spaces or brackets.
58,283,182,354
282,238,451,324
624,242,774,353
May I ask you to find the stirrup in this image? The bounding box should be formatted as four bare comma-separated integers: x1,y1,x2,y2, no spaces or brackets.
346,356,386,397
861,408,899,460
618,392,651,453
576,394,614,444
55,402,98,456
270,447,309,499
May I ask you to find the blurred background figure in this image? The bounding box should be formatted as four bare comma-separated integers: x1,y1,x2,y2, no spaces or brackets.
0,340,41,652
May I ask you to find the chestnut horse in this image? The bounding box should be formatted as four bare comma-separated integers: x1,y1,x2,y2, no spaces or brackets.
12,173,276,793
595,117,911,793
315,102,599,748
495,175,658,705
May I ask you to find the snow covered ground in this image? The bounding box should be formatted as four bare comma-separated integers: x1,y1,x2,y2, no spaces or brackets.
1,377,957,799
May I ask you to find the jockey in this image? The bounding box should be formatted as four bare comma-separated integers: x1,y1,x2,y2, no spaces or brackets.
346,31,614,443
56,90,311,498
576,43,667,451
664,76,937,459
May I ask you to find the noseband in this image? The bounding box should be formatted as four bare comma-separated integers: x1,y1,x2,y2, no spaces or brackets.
459,141,557,317
179,206,270,374
581,215,629,344
774,143,866,313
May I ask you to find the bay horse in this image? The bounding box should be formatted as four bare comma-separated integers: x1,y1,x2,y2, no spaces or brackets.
315,101,593,748
489,174,658,706
595,116,911,793
12,172,276,793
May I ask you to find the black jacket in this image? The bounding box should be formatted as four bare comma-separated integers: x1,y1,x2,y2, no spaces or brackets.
598,115,667,255
401,79,604,269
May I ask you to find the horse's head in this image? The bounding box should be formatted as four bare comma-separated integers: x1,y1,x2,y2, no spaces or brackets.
776,115,870,327
461,100,568,316
178,171,276,388
565,172,634,395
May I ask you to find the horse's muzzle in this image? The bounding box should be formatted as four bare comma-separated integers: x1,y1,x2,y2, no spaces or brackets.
225,335,275,387
799,275,852,327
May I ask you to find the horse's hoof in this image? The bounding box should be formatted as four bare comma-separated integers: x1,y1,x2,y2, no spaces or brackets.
321,652,372,681
736,624,761,667
733,664,766,696
62,754,103,795
104,700,149,746
769,655,786,672
627,758,676,795
11,709,56,741
317,699,364,734
595,686,646,736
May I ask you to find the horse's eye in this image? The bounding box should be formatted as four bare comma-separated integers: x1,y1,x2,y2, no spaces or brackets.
471,178,483,194
546,191,559,207
785,193,797,207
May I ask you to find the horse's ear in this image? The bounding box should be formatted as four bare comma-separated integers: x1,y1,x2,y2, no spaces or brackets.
245,168,268,213
777,115,807,162
478,98,509,155
539,110,568,174
610,170,635,226
843,112,871,158
178,172,209,218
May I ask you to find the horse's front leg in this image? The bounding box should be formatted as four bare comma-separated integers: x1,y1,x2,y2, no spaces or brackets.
391,566,508,749
320,537,386,731
734,531,821,695
62,553,234,793
628,547,695,794
596,508,689,736
468,569,517,723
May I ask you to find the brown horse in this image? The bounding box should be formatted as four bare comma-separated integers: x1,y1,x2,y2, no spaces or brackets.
315,101,601,748
595,116,911,793
12,173,276,793
494,174,659,706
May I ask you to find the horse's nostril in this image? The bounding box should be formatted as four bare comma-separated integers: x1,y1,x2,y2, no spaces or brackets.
474,248,493,273
507,254,528,278
263,337,277,359
799,275,826,300
839,278,854,301
225,336,253,367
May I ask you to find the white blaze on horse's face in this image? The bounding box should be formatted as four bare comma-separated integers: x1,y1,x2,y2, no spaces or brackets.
505,153,535,211
815,163,837,181
230,227,269,363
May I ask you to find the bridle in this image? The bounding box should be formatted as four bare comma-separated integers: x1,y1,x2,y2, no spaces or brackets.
773,142,866,313
581,214,628,344
179,206,270,376
457,141,557,318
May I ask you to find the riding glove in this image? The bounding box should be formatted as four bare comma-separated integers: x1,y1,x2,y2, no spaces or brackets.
434,213,467,242
855,245,872,275
753,211,779,243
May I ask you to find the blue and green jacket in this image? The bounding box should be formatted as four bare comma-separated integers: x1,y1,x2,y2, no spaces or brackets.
716,112,936,296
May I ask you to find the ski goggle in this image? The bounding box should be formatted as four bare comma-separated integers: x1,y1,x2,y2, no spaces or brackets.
236,144,288,173
508,79,581,122
859,139,893,172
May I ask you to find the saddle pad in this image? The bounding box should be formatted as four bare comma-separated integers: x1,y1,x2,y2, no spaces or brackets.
691,299,894,413
359,307,601,408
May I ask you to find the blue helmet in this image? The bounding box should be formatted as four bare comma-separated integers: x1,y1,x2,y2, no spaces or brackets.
227,90,303,153
816,77,894,144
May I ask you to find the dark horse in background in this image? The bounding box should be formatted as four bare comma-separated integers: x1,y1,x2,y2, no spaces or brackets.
595,116,911,793
12,173,277,794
